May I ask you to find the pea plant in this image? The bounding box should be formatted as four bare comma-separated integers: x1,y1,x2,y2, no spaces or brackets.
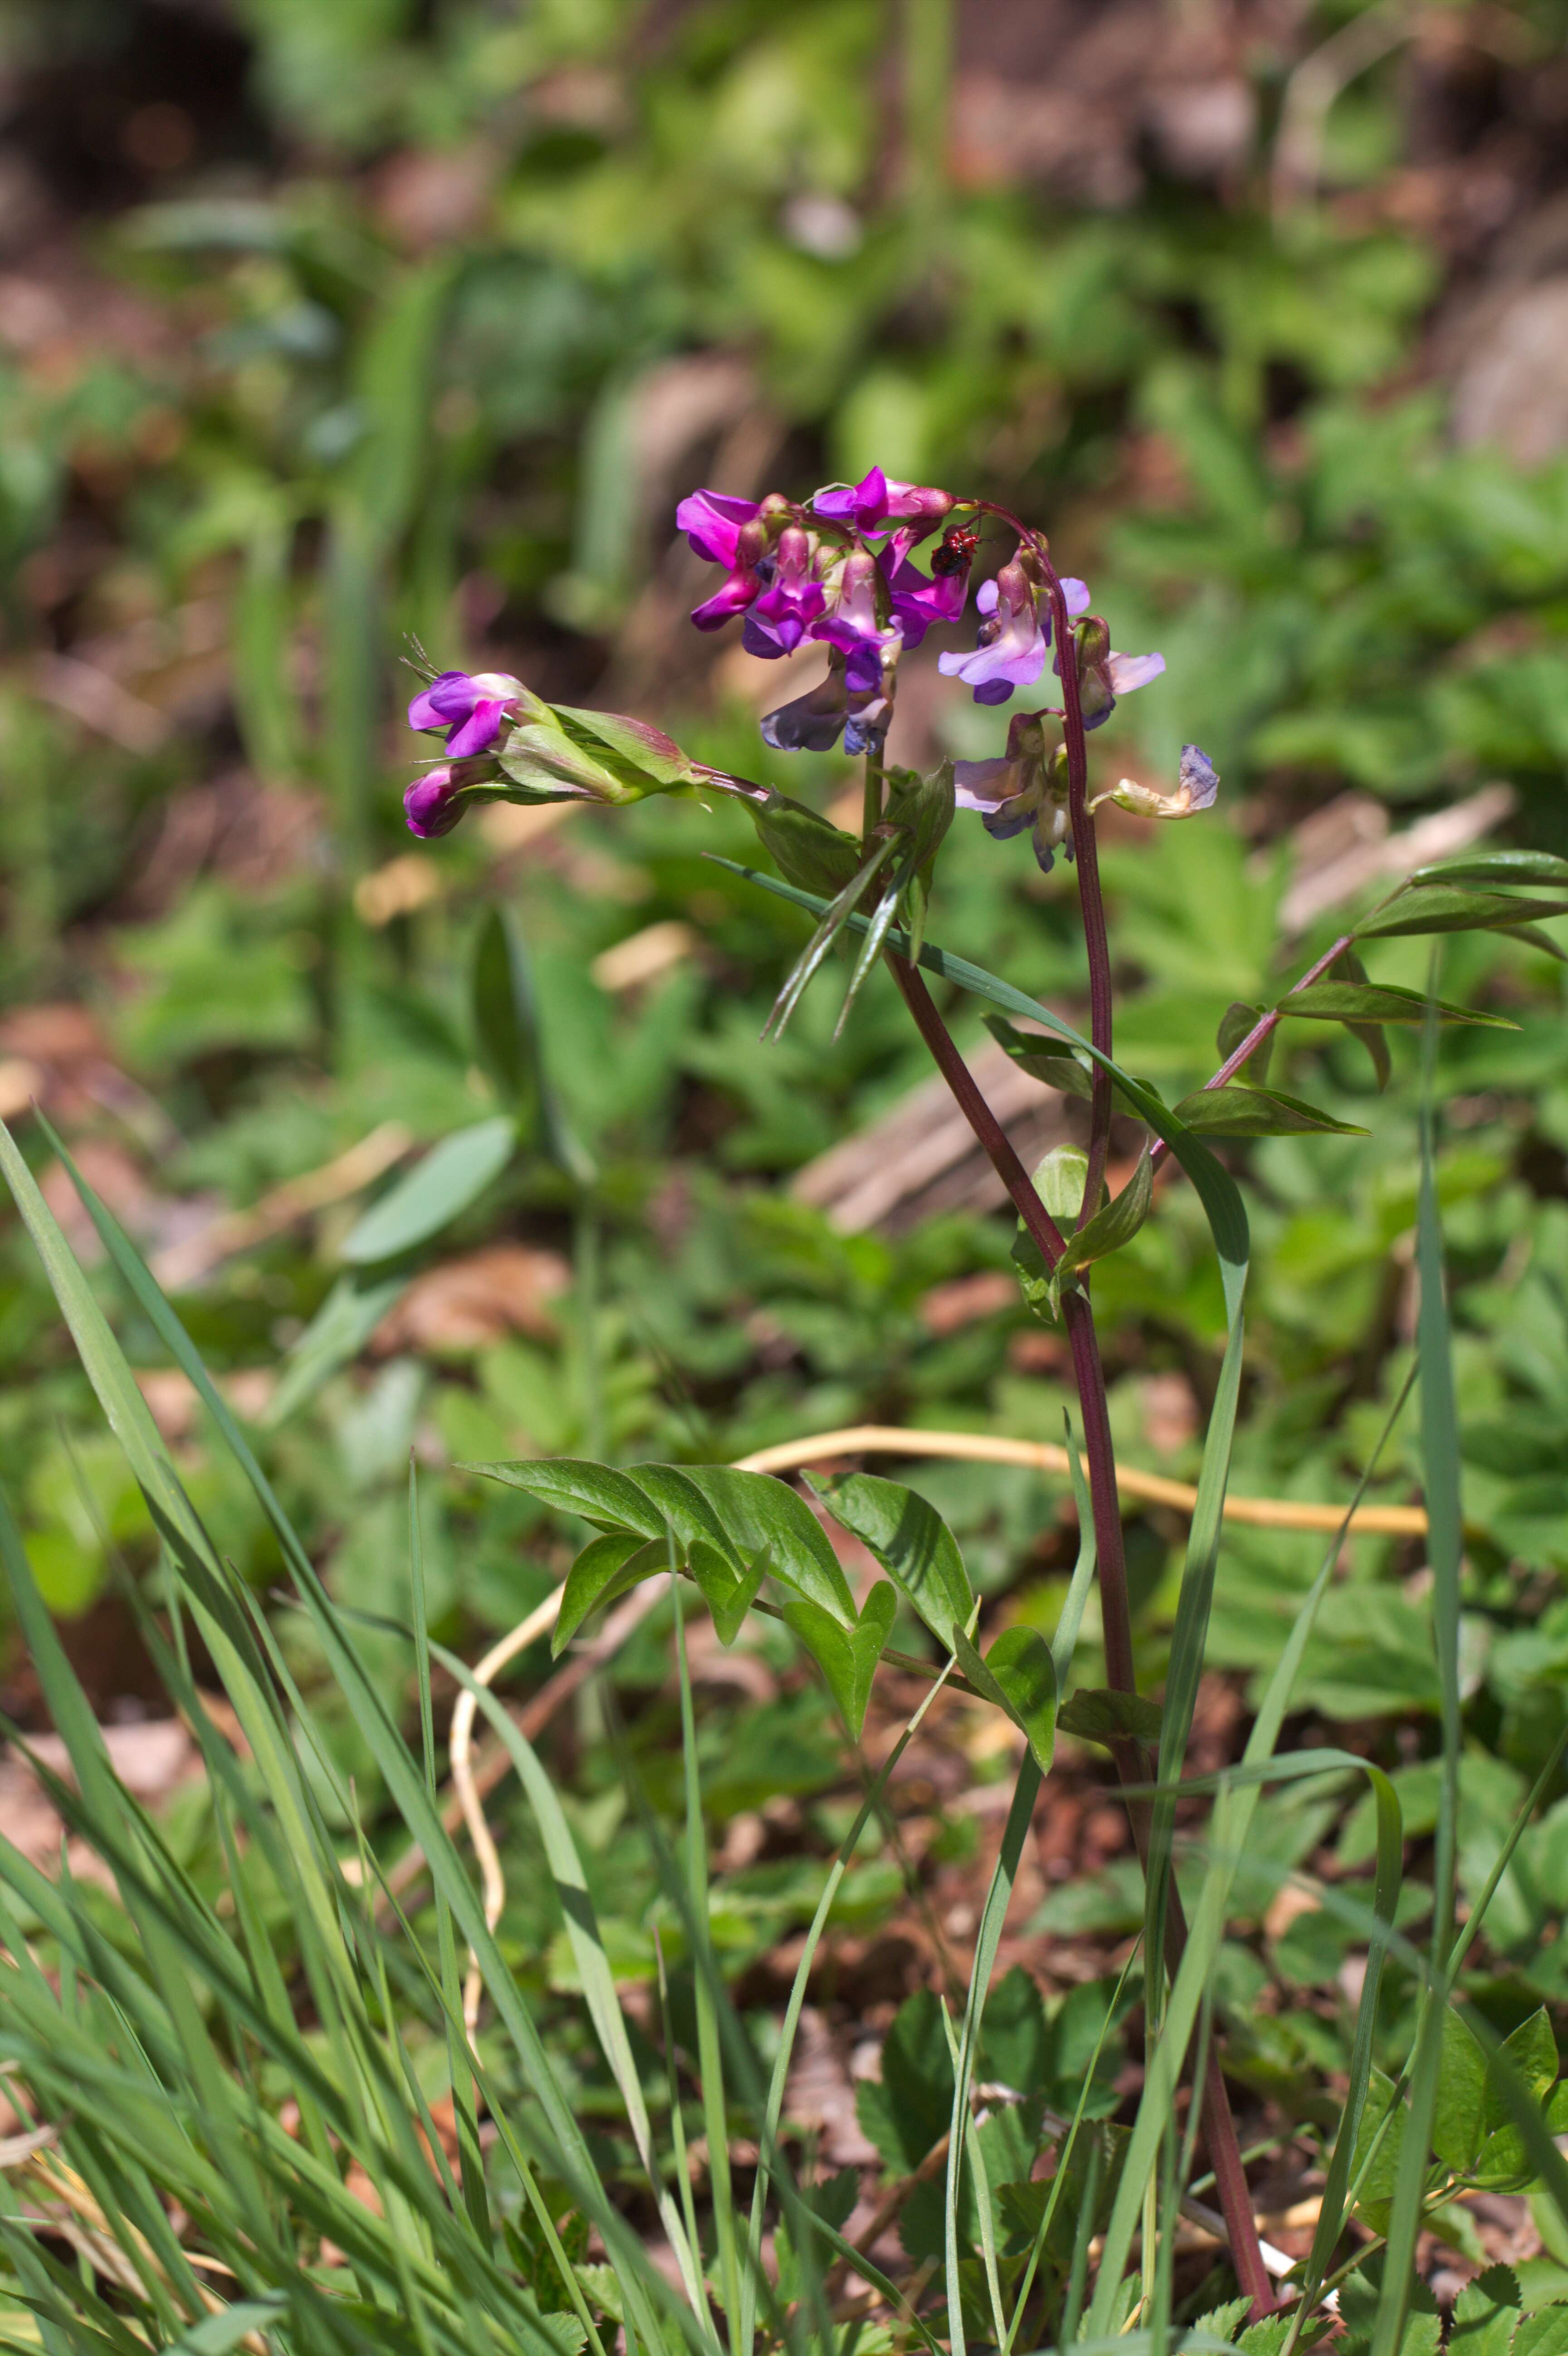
392,467,1568,2348
0,467,1567,2356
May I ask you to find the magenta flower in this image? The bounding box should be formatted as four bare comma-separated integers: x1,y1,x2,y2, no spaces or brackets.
407,668,524,759
808,547,899,688
676,488,761,567
811,466,954,533
404,763,463,839
742,525,826,659
878,526,971,649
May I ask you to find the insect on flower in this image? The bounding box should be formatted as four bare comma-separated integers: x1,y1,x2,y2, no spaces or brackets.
930,523,981,577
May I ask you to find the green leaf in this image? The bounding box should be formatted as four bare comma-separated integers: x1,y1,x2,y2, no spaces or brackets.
674,1465,855,1624
1491,922,1568,964
1216,1000,1273,1083
1330,943,1392,1090
1489,2009,1559,2116
1355,886,1568,939
623,1462,744,1574
1411,851,1568,890
782,1583,895,1738
1057,1150,1153,1281
1032,1142,1096,1224
751,793,863,897
1451,2267,1523,2356
764,834,901,1041
949,1626,1056,1772
1172,1084,1368,1137
1058,1688,1162,1747
341,1116,516,1263
1279,981,1516,1029
554,1534,665,1656
1350,2069,1407,2231
855,1989,953,2170
1433,2006,1490,2173
1513,2305,1568,2356
809,1471,973,1651
982,1018,1144,1114
552,705,701,792
465,1455,666,1535
688,1539,767,1647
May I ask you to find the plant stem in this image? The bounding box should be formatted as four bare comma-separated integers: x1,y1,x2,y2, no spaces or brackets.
884,953,1274,2317
863,736,886,843
1040,569,1114,1226
1148,930,1356,1172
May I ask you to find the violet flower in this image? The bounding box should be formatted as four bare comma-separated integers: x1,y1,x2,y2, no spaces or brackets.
811,466,954,533
938,566,1091,707
951,710,1072,872
760,642,895,756
878,527,971,649
808,546,899,684
407,668,525,760
742,525,826,659
1065,616,1167,730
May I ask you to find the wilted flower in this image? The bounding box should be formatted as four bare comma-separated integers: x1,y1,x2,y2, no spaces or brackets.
938,565,1091,707
811,466,954,533
952,710,1073,871
742,524,826,659
1089,744,1219,820
760,639,897,757
408,668,526,759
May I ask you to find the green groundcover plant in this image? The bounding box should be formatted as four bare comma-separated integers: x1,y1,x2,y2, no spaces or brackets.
0,459,1565,2356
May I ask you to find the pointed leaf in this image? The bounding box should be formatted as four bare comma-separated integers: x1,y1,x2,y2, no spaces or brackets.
1433,2005,1490,2173
949,1626,1056,1771
1411,851,1568,890
465,1457,665,1536
809,1471,973,1651
983,1018,1144,1114
1172,1084,1367,1137
1484,2007,1558,2130
688,1539,767,1647
1355,887,1568,939
1279,981,1516,1029
1057,1150,1153,1281
1058,1687,1162,1747
1450,2267,1522,2356
1492,922,1568,964
555,1534,664,1656
341,1117,516,1263
1217,999,1274,1082
674,1465,855,1623
782,1583,894,1738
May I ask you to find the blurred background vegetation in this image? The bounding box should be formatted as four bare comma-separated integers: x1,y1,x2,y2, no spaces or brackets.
1,0,1568,2220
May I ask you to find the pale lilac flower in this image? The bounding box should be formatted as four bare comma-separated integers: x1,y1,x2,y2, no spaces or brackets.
951,709,1071,871
811,466,954,532
407,669,524,759
742,525,826,659
937,563,1044,705
1064,618,1166,730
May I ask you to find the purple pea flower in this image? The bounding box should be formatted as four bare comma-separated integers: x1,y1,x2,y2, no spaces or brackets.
760,641,895,756
742,524,826,659
404,762,472,839
937,566,1092,708
407,668,525,760
951,710,1072,872
676,488,762,567
808,546,899,685
811,466,955,533
1062,616,1166,730
878,526,970,649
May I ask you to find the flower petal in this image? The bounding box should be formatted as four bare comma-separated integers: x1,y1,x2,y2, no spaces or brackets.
1105,650,1166,694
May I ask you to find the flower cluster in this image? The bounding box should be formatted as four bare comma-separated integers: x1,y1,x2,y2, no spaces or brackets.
398,462,1216,866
